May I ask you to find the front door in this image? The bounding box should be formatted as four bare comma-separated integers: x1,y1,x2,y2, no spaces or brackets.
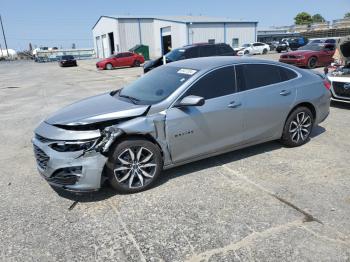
166,66,244,163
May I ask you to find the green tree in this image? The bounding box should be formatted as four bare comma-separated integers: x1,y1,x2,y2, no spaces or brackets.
345,12,350,19
312,14,325,23
294,12,313,25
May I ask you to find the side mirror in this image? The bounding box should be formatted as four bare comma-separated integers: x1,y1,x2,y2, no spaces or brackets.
176,95,205,107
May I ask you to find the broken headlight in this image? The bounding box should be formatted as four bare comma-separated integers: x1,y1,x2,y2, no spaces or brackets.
49,140,98,152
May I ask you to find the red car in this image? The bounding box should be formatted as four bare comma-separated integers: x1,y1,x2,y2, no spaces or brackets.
96,52,145,70
279,43,335,69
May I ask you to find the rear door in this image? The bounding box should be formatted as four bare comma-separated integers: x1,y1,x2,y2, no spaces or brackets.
319,45,335,65
236,63,298,143
166,66,244,163
119,52,134,66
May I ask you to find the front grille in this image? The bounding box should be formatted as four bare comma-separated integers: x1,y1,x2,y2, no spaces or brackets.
35,134,54,143
46,168,81,185
33,145,50,170
47,174,78,185
333,82,350,98
281,55,297,59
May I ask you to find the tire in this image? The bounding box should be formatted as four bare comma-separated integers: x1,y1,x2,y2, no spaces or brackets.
277,50,281,53
307,57,317,69
105,63,113,70
262,48,268,54
106,138,163,194
133,60,141,67
244,50,249,55
281,107,314,147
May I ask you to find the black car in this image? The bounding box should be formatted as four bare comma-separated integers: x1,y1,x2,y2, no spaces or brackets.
59,55,77,67
276,37,308,53
143,43,235,73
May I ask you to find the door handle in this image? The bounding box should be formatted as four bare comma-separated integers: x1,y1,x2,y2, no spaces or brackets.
228,101,242,108
279,90,291,96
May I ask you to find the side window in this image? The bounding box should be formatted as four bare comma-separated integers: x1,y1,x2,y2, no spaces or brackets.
217,45,233,55
183,66,236,100
236,64,284,91
279,67,298,81
200,46,216,57
185,47,199,58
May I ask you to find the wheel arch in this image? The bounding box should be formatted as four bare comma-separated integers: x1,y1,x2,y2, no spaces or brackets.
287,102,317,121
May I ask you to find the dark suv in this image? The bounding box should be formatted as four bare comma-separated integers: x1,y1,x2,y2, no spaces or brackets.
143,43,235,73
276,37,308,53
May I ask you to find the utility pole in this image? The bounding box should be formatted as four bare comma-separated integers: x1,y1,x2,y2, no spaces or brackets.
0,43,3,57
0,14,9,57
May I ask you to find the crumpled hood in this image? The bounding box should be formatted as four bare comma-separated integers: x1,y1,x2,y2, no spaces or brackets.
45,92,149,126
337,36,350,63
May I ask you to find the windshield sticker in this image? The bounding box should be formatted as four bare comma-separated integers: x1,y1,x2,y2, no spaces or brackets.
177,69,197,75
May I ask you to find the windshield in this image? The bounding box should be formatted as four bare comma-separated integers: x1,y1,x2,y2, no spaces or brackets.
299,44,323,51
165,48,186,62
242,44,250,48
117,66,197,104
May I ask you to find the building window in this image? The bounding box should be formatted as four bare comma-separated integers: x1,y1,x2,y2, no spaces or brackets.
208,39,215,44
232,38,239,48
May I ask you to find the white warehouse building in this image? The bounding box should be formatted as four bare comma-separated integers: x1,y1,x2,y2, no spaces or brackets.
92,15,258,59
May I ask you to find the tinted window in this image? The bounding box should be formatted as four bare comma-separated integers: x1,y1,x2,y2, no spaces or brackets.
185,47,199,58
279,67,298,81
236,64,286,91
217,45,233,55
199,46,216,57
118,66,197,104
184,66,235,100
165,48,186,61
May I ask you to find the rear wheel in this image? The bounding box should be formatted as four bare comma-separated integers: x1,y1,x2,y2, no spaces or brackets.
133,60,141,67
262,48,268,54
281,107,314,147
307,57,317,69
105,63,113,70
106,138,163,193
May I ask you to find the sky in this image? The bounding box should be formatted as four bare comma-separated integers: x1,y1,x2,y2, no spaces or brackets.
0,0,349,50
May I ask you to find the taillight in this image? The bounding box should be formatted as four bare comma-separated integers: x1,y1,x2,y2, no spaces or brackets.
323,79,331,90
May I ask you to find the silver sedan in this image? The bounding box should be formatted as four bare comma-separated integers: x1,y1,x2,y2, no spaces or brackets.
32,57,331,193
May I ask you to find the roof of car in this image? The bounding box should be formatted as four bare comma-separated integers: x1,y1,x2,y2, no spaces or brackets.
166,56,284,71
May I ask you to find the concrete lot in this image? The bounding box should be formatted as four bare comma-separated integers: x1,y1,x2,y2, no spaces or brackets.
0,55,350,261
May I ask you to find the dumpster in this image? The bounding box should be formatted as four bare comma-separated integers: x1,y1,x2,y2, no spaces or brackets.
129,44,149,60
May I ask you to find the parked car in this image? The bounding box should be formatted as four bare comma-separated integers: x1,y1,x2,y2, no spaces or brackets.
266,41,279,51
143,43,235,73
96,52,145,70
309,38,340,45
32,57,330,193
276,37,308,53
279,43,335,69
235,42,270,55
59,55,77,67
325,36,350,103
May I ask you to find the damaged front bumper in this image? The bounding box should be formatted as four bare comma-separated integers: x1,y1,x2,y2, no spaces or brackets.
32,122,112,192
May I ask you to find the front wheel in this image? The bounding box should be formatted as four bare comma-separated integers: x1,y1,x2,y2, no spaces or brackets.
281,107,314,147
106,138,163,193
262,49,268,54
105,63,113,70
